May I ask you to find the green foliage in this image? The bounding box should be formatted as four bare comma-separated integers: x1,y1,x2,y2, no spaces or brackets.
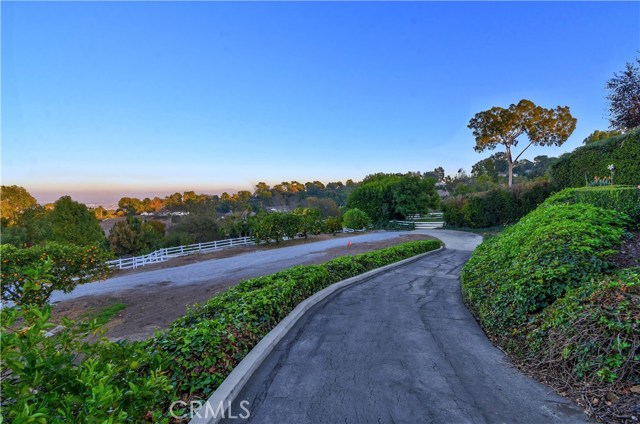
1,268,174,424
550,129,640,188
292,207,323,238
442,182,554,228
166,213,224,245
252,212,301,244
583,129,622,144
342,208,371,230
324,216,343,235
1,242,112,306
152,239,441,398
526,268,639,386
108,217,164,256
48,196,106,247
1,185,38,227
544,186,640,224
347,173,439,224
461,203,628,352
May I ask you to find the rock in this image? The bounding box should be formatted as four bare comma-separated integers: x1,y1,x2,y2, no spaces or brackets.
630,385,640,395
606,391,620,403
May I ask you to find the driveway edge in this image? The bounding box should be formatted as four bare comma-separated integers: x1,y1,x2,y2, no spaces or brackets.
188,246,444,424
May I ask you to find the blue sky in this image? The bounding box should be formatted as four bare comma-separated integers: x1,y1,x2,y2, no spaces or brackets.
2,1,639,204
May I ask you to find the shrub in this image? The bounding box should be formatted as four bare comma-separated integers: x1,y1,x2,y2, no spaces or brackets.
342,208,371,230
1,242,112,306
442,181,554,228
324,216,343,234
0,263,175,423
525,268,639,387
461,203,628,352
550,128,640,188
543,185,640,224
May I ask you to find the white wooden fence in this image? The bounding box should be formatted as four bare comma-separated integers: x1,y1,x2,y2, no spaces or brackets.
106,236,255,270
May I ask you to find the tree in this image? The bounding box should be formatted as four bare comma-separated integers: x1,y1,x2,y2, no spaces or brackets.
108,217,163,256
583,129,622,144
324,216,343,235
118,197,144,215
1,185,38,226
48,196,106,246
606,57,640,130
342,208,371,230
1,242,111,306
392,175,439,218
293,207,322,239
167,213,223,244
468,99,577,186
347,173,438,223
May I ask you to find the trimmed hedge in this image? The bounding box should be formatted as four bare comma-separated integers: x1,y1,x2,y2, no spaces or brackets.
461,203,628,352
442,181,554,228
151,239,442,398
550,129,640,188
543,185,640,224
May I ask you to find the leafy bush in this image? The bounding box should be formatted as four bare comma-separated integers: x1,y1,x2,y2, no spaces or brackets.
108,217,164,256
324,216,343,234
151,239,441,399
543,186,640,224
252,212,301,244
342,208,371,229
442,181,554,228
0,263,175,423
1,242,112,306
550,128,640,188
525,268,639,387
461,203,628,351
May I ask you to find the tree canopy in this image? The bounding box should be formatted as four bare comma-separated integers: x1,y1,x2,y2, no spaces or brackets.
468,99,577,186
1,185,37,227
583,129,622,144
606,57,640,131
48,196,106,246
347,173,439,224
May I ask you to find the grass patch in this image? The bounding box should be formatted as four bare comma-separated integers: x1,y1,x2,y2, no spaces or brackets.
81,302,126,326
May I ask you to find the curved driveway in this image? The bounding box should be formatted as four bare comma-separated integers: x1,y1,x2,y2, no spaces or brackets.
50,230,477,303
219,235,589,423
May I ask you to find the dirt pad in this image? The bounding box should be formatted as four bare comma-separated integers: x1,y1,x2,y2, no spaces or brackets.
52,233,435,341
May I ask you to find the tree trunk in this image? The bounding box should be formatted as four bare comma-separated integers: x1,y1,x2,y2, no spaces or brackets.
508,161,513,186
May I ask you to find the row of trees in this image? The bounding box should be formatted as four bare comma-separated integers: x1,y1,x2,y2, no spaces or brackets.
114,180,357,217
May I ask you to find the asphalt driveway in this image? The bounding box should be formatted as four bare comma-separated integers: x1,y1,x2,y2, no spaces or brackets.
219,246,589,423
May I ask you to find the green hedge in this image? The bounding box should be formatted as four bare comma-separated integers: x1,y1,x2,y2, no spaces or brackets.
550,129,640,188
442,182,554,228
543,186,640,223
152,239,441,398
461,203,628,352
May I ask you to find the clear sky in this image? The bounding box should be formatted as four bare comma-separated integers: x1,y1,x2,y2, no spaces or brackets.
2,1,639,204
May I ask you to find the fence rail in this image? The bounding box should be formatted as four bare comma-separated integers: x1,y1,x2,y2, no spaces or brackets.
106,236,255,270
392,212,445,229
